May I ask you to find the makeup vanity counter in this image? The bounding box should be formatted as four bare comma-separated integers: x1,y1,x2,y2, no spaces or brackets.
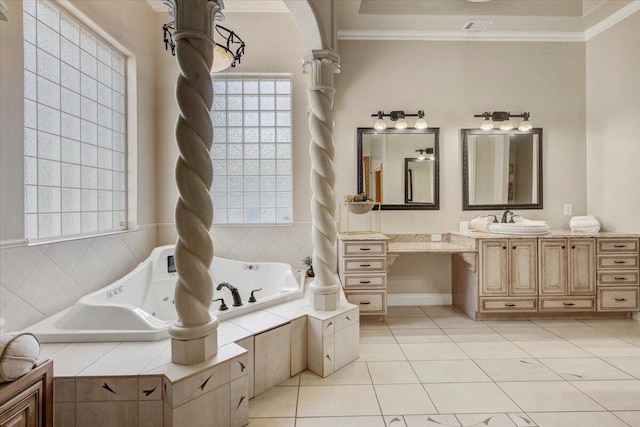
339,231,640,321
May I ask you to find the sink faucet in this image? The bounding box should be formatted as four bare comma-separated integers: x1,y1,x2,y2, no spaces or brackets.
501,209,514,223
216,282,243,307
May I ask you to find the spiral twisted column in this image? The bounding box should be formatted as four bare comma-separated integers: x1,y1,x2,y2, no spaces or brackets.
302,50,341,311
164,0,223,365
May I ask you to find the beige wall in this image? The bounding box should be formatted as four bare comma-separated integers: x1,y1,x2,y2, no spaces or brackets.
334,40,588,233
586,11,640,233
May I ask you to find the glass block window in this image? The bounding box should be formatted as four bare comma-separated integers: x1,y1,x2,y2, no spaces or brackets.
211,75,292,224
23,0,127,240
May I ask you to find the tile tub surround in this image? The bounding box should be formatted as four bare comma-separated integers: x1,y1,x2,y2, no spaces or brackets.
40,292,359,426
0,225,158,332
248,305,640,426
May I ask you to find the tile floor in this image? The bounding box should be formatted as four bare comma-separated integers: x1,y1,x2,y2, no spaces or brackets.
247,306,640,427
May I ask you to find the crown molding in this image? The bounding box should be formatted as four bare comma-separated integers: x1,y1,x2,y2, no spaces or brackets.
585,1,640,41
337,29,586,42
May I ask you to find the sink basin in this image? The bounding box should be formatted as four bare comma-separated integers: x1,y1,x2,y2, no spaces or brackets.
487,223,549,235
469,216,550,235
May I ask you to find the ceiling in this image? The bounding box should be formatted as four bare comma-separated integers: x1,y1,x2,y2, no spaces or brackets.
146,0,639,41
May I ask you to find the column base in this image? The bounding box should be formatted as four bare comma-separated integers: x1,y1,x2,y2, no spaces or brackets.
170,318,219,365
309,282,340,311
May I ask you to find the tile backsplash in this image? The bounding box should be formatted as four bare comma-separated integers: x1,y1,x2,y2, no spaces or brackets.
0,223,313,333
158,222,313,270
0,225,157,333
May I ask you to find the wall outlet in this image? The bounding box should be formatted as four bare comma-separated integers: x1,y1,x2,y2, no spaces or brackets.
564,204,573,216
432,234,442,242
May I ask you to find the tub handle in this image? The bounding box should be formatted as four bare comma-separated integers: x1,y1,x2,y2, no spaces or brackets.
249,288,262,303
213,298,228,311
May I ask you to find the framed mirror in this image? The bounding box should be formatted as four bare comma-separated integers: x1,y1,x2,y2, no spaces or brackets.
357,128,439,210
462,128,543,210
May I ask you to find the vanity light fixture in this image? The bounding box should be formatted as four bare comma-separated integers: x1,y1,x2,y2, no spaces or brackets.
163,22,245,72
371,110,428,130
474,111,533,131
415,148,434,161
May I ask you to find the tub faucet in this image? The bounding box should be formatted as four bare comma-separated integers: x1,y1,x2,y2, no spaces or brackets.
501,209,514,223
216,282,243,307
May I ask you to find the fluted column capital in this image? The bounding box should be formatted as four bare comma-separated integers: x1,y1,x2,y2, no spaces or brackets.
302,50,340,92
163,0,224,37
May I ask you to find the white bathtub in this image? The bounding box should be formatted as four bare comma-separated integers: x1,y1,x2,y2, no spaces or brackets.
27,245,305,342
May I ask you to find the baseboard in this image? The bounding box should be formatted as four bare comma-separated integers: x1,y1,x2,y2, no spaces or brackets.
387,293,452,306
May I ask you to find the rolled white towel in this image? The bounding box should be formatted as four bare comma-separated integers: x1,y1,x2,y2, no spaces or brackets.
470,216,492,232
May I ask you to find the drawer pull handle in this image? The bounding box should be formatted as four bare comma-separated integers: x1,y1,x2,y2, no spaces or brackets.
360,301,371,305
615,298,628,302
360,264,371,267
359,280,371,284
614,261,627,264
614,245,627,248
614,277,627,280
563,302,575,306
504,303,516,307
359,247,371,251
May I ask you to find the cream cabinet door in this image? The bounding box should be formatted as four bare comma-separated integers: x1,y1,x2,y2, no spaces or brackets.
568,239,596,295
480,240,508,296
539,239,568,295
510,239,537,295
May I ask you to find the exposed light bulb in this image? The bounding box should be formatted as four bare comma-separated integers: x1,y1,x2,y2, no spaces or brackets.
417,154,426,161
518,119,533,131
414,117,428,129
499,120,514,130
395,118,408,129
374,118,387,130
480,119,494,130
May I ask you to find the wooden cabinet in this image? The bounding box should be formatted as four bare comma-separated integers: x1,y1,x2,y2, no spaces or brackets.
0,361,52,427
596,237,640,311
539,238,595,311
338,234,389,316
479,239,537,312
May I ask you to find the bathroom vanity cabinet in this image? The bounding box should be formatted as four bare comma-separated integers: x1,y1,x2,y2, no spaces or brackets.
538,239,596,311
479,239,538,312
596,238,640,311
337,233,389,317
0,360,53,427
453,233,640,319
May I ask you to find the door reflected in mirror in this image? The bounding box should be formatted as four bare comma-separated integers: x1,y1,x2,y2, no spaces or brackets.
462,128,542,210
357,128,439,210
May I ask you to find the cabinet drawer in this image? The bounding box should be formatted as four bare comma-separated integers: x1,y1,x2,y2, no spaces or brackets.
597,239,639,253
342,241,386,256
539,297,596,311
597,271,639,286
342,257,386,273
597,255,639,269
346,291,386,314
598,288,639,311
342,274,386,289
480,298,537,312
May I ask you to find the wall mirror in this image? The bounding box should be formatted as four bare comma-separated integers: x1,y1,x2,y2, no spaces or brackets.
462,128,543,210
357,128,439,210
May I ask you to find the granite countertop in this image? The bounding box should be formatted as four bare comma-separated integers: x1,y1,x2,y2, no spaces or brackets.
452,230,640,239
337,232,389,241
